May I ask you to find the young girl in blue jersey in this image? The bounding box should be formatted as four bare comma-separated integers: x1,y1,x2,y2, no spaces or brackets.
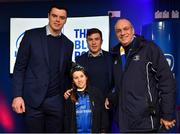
64,64,109,133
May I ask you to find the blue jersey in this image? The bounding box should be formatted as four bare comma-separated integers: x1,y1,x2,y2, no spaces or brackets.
76,92,92,133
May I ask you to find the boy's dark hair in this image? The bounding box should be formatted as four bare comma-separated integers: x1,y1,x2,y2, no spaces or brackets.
86,28,102,40
48,5,68,15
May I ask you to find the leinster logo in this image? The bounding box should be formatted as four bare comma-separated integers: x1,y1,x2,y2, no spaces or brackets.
14,32,25,57
16,32,25,49
164,54,174,71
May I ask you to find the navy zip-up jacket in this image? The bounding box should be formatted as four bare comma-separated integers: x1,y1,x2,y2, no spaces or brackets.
110,35,176,132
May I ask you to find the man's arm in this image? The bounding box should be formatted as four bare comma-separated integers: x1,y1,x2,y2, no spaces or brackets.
64,40,74,90
105,87,118,109
12,31,31,113
150,43,176,127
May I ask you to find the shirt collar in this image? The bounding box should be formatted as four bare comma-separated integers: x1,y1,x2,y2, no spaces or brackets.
77,88,89,96
88,49,103,57
46,25,61,37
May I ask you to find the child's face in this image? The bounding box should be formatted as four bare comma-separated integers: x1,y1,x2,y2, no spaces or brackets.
73,71,87,90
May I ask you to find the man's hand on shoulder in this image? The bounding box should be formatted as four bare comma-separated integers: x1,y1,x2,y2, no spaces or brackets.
12,97,25,113
64,89,73,100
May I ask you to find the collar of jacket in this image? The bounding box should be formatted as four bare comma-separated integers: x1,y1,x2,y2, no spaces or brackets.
111,35,145,56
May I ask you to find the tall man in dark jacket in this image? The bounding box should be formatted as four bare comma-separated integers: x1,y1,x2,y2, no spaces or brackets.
105,18,176,132
11,5,73,132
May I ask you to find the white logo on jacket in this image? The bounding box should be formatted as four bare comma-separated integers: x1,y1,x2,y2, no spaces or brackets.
132,55,140,61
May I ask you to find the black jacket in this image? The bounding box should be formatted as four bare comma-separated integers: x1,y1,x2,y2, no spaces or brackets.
110,36,176,132
13,27,73,108
64,85,109,133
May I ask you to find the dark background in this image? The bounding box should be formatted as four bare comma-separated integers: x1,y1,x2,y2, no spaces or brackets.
0,0,179,132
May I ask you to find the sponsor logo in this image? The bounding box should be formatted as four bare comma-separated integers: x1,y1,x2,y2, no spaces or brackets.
133,55,140,61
